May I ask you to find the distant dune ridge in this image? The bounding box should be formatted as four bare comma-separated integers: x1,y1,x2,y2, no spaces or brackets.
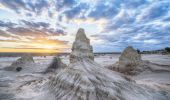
48,28,169,100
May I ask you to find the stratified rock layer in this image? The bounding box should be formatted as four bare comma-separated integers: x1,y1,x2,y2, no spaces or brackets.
70,28,94,63
4,55,34,71
48,28,169,100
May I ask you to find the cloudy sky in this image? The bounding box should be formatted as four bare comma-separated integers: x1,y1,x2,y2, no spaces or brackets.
0,0,170,53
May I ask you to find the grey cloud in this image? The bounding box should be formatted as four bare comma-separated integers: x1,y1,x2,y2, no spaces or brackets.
0,21,16,28
55,0,76,11
0,0,49,14
63,3,89,19
21,20,50,28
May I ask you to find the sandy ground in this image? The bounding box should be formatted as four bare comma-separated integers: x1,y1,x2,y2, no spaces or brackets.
0,54,170,99
0,54,169,67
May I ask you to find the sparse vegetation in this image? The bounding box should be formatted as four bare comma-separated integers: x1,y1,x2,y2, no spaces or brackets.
165,47,170,53
137,49,140,54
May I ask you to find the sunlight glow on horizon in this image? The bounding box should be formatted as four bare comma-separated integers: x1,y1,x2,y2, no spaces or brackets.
0,36,70,53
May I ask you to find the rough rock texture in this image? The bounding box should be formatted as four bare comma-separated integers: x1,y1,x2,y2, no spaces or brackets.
70,28,94,63
48,28,169,100
119,46,141,63
107,46,148,75
117,46,142,74
108,46,170,75
107,46,170,75
4,55,34,71
45,57,67,73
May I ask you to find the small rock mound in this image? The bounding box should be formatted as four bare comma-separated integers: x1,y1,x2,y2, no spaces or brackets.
119,46,141,62
118,46,142,74
4,55,34,72
45,57,67,73
107,46,170,75
70,28,94,63
107,46,148,75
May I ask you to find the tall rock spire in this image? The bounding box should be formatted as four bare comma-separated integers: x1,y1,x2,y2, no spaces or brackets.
70,28,94,63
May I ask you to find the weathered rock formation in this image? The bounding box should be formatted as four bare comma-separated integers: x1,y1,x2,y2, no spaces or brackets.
107,46,170,75
70,28,94,63
119,46,141,64
117,46,142,74
45,57,67,73
4,55,34,72
48,28,169,100
107,46,149,75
